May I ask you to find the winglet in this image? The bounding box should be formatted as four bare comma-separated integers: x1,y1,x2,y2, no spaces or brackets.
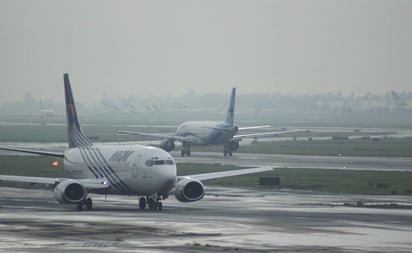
225,87,236,125
64,73,92,148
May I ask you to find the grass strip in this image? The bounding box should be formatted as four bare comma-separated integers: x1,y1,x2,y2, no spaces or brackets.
1,156,411,195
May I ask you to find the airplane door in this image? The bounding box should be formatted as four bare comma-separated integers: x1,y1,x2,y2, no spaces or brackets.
132,154,141,177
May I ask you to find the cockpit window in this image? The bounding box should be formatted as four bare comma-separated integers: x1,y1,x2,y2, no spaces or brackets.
154,160,165,165
165,160,174,165
145,158,174,167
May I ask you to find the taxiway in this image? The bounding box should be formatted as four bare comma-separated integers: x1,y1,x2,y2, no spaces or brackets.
173,151,412,171
1,142,411,171
0,186,411,252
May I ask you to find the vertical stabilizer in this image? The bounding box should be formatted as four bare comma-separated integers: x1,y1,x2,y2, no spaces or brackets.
64,73,93,148
225,87,236,125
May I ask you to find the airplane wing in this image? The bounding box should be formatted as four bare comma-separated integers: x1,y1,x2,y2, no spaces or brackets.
179,166,273,181
0,147,64,158
0,175,58,185
0,146,108,190
117,130,195,142
0,175,110,190
232,129,309,140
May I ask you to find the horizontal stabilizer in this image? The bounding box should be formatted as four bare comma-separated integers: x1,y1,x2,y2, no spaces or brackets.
238,125,271,130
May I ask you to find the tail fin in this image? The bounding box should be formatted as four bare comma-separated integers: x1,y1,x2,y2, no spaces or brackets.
225,87,236,125
64,73,93,148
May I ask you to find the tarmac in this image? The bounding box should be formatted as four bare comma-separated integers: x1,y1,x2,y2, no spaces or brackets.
1,186,412,253
173,151,412,171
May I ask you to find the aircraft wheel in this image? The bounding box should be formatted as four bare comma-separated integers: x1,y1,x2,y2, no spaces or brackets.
223,151,228,156
85,198,93,210
148,198,155,209
76,203,83,211
187,151,191,156
153,202,162,211
139,197,146,210
181,150,185,157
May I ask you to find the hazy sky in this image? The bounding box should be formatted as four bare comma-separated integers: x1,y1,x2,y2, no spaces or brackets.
1,0,411,103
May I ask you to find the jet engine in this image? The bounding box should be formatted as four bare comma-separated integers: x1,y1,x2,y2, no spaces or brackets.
174,178,205,202
53,180,86,204
160,139,175,152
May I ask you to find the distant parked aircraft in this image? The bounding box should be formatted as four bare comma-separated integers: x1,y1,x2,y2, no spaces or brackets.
390,90,408,108
40,99,57,117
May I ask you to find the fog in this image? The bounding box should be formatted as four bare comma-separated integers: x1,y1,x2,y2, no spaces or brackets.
1,0,411,104
1,90,412,126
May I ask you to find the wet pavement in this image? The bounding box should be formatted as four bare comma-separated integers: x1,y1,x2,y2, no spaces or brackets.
0,186,411,252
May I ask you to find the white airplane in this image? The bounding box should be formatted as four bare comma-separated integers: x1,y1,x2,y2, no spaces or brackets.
118,87,307,157
40,99,57,117
0,74,272,211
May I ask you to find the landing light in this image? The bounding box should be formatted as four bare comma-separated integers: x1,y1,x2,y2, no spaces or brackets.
52,160,60,167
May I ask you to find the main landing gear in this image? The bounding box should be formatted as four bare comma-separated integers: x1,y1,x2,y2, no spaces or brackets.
76,197,93,211
181,142,191,157
223,150,233,156
181,150,191,157
223,140,240,157
138,196,163,211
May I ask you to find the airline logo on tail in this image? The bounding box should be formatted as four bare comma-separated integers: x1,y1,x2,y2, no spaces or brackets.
64,73,92,148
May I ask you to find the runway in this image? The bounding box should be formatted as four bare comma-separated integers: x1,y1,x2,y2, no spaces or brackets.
173,151,412,171
1,141,411,171
0,186,411,252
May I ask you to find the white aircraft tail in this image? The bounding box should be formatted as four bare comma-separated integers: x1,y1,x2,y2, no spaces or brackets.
225,87,236,125
64,73,93,148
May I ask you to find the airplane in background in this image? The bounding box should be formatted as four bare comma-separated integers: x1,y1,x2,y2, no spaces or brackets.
0,74,272,211
118,87,307,157
40,99,57,117
390,90,408,108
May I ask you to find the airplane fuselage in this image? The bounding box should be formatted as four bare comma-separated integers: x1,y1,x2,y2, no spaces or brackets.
63,144,176,196
176,121,239,146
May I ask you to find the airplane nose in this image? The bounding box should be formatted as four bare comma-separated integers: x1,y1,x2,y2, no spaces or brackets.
159,165,177,192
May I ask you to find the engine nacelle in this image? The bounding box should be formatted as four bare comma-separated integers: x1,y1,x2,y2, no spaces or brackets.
175,178,205,202
160,139,175,152
53,180,86,204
